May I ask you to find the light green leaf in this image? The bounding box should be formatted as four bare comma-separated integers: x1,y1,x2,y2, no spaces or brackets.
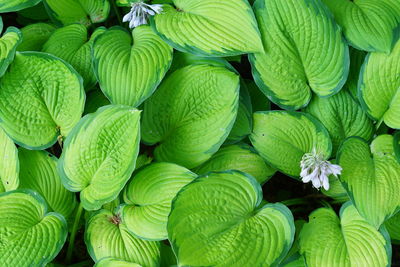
0,25,22,78
0,126,19,193
142,64,239,168
337,135,400,228
121,162,196,241
95,258,141,267
299,202,391,267
168,171,295,266
17,23,56,52
0,52,85,150
385,212,400,244
250,111,331,177
84,88,111,115
321,175,349,203
0,0,41,12
152,0,263,57
134,154,152,170
58,105,141,211
250,0,349,110
346,48,366,100
0,190,67,266
93,26,173,107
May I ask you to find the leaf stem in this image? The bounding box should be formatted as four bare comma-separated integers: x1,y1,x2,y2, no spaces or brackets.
66,202,84,264
281,198,308,206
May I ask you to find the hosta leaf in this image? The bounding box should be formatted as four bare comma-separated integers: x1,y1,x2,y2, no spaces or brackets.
0,25,22,78
84,88,110,114
194,143,276,184
43,24,105,90
0,52,85,149
321,0,400,53
121,162,197,240
0,190,67,266
152,0,263,57
142,64,239,168
18,148,77,218
337,135,400,228
95,258,141,267
283,255,306,267
359,39,400,129
93,26,173,107
0,126,19,193
17,23,56,52
160,243,177,267
395,131,400,163
250,111,331,177
299,202,391,267
346,48,366,99
0,0,41,12
58,105,141,211
246,80,271,112
85,209,160,266
17,2,49,21
250,0,349,110
168,171,294,266
385,212,400,244
321,175,349,203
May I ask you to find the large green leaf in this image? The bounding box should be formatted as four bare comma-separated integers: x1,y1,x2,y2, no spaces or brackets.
321,0,400,53
93,26,172,107
18,148,77,218
121,162,197,241
299,202,391,267
168,171,295,266
250,0,349,110
142,64,239,168
338,135,400,228
0,24,22,78
0,0,41,12
85,209,160,266
0,126,19,193
0,190,67,266
43,24,105,90
385,212,400,244
58,105,141,211
17,2,49,21
152,0,263,57
95,258,141,267
359,39,400,129
17,23,56,52
0,52,85,149
84,88,110,115
246,79,271,112
250,111,331,177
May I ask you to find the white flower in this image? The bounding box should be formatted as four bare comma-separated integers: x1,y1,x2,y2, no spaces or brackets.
299,148,342,191
122,1,163,28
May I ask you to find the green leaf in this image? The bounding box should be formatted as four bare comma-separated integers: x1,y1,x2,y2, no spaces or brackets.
160,243,177,267
43,24,105,90
321,0,400,53
18,148,77,219
283,255,306,267
85,209,160,266
0,52,85,149
250,111,332,177
395,131,400,163
17,2,49,21
58,105,141,211
299,202,391,267
152,0,263,57
194,143,276,184
17,23,56,52
321,175,349,203
121,162,197,241
142,64,239,168
0,26,22,78
359,39,400,129
346,47,366,100
93,26,173,107
0,190,67,266
0,126,19,193
168,171,295,266
0,0,41,12
385,212,400,244
250,0,349,110
337,135,400,228
84,88,111,115
94,258,141,267
246,79,271,112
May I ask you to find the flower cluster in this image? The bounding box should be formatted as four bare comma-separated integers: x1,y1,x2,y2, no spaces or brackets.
122,1,163,28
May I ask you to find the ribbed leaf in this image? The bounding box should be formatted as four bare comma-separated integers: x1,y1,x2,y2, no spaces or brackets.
43,24,105,90
58,105,141,211
0,0,41,12
168,171,294,266
299,202,391,267
194,143,276,184
121,162,196,241
95,258,141,267
85,209,160,266
321,175,349,203
18,148,77,218
359,39,400,129
385,212,400,244
321,0,400,53
152,0,263,57
0,52,85,149
337,135,400,228
17,23,56,51
250,111,332,177
0,126,19,193
0,190,67,266
250,0,349,110
84,89,110,115
142,64,239,168
0,26,22,78
346,48,366,99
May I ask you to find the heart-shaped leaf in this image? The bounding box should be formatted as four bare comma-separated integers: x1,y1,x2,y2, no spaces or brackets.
0,126,19,193
0,52,85,149
84,88,110,115
95,258,141,267
250,0,349,110
0,0,41,12
250,111,331,177
337,135,400,228
17,23,56,52
121,162,197,241
168,170,295,266
58,105,141,211
152,0,263,57
0,23,22,78
85,209,160,266
93,26,173,107
142,64,239,168
385,212,400,244
0,189,67,266
299,202,391,267
321,0,400,53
